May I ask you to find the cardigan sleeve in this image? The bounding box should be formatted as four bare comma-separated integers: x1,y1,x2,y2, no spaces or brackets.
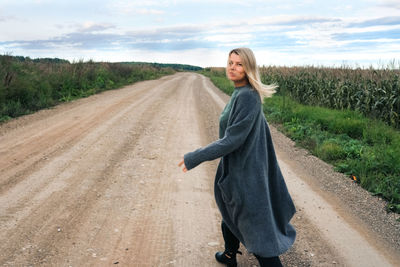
184,90,259,170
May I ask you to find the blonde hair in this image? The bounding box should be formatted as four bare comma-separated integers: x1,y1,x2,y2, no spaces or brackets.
227,47,277,102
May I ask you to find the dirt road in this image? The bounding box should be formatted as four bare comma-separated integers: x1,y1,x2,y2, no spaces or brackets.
1,73,399,266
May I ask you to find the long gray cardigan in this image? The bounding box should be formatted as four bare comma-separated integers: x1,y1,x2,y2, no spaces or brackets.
184,85,296,258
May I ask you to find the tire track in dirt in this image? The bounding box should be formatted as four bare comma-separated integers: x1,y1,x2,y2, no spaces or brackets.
0,76,176,225
0,75,181,194
0,73,223,266
0,74,188,266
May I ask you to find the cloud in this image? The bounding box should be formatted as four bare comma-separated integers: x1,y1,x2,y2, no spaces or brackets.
0,15,16,23
348,16,400,27
378,0,400,9
0,24,209,52
134,8,165,15
254,16,341,26
76,22,117,33
333,28,400,41
1,12,399,68
1,32,123,50
108,1,165,15
0,12,349,55
0,15,353,54
216,15,341,31
126,25,205,40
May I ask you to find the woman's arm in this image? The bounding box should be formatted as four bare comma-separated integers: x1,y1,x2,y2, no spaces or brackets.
183,90,259,170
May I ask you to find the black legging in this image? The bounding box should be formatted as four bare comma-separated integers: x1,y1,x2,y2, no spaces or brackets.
221,221,283,267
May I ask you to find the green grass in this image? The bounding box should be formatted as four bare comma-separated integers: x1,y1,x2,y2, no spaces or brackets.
199,68,234,95
201,68,400,213
0,55,176,121
265,96,400,213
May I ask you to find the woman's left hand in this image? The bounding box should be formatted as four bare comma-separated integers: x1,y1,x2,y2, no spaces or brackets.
178,158,187,173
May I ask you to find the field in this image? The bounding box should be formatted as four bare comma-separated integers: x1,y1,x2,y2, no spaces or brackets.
1,72,399,266
2,56,399,212
0,55,178,122
200,67,400,214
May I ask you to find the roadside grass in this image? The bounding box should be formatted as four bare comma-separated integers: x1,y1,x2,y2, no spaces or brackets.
264,96,400,213
200,69,400,213
199,68,234,95
0,55,176,122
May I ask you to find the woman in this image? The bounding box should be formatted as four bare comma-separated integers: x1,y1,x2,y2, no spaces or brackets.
178,48,296,267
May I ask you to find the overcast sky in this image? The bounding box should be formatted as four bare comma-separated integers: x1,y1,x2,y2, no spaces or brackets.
1,0,399,67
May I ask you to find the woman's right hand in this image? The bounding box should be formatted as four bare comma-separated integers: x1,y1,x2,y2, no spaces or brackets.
178,158,187,173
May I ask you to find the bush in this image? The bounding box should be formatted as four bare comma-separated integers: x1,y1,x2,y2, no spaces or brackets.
0,55,176,120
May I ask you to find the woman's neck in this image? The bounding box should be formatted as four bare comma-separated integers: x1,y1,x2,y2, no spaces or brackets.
234,80,249,88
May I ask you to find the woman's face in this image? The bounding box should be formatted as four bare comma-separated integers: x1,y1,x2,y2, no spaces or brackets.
227,53,247,85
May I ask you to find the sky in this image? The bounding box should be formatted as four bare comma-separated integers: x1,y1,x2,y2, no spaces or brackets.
0,0,400,67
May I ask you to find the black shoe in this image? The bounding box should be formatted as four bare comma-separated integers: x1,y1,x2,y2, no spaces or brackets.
215,250,242,267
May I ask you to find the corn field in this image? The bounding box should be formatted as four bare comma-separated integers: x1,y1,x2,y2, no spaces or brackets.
260,66,400,129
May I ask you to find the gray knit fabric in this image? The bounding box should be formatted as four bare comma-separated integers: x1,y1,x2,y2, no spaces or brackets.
219,88,240,138
184,84,296,257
